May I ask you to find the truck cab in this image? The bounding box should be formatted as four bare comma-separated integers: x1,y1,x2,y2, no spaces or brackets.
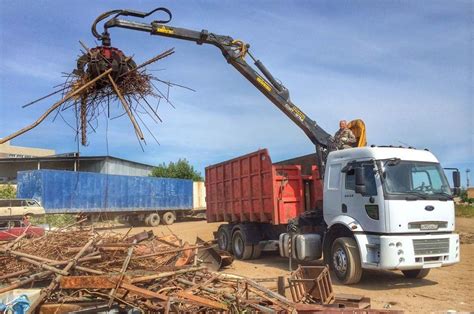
323,146,460,283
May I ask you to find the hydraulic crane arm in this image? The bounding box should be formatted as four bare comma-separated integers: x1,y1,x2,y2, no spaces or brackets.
94,8,334,174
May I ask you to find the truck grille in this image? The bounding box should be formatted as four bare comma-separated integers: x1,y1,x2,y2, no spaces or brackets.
413,238,449,256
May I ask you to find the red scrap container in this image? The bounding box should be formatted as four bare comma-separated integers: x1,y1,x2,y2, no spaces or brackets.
205,149,323,225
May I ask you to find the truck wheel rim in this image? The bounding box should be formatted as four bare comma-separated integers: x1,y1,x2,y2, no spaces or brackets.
333,248,347,274
150,214,159,224
218,232,228,249
234,236,244,256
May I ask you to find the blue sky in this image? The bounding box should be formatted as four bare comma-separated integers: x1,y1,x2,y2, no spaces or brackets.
0,1,472,185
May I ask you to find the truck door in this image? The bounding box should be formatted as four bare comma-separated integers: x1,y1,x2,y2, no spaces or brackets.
323,163,343,220
342,162,384,232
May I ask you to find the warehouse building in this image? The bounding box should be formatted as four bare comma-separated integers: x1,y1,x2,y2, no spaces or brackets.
0,141,55,158
0,154,155,183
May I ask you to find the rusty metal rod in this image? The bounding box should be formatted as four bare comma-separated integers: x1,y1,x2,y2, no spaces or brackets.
2,225,31,251
18,257,69,276
108,240,135,307
0,269,31,281
107,74,144,140
0,68,112,144
0,271,52,294
1,249,59,264
118,48,175,78
131,245,202,260
29,238,96,312
131,266,206,283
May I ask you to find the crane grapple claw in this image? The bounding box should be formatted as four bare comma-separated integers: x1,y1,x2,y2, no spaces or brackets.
76,46,137,83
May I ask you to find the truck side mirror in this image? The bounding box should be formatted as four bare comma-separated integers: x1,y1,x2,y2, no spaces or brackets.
355,166,366,194
452,171,461,196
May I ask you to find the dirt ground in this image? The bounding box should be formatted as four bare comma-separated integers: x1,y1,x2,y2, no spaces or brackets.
110,218,474,313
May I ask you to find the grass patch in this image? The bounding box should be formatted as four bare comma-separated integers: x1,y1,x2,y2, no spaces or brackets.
455,204,474,218
31,214,77,228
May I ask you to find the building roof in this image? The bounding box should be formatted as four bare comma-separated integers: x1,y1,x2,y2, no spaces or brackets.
0,141,55,158
0,155,156,168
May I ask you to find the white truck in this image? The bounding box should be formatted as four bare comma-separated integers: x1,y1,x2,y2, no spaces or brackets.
317,146,460,283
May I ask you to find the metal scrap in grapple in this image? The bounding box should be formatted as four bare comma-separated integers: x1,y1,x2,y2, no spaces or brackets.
0,43,181,147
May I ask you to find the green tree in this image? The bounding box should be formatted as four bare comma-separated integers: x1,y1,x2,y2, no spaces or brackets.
151,159,203,181
460,188,473,204
0,185,16,199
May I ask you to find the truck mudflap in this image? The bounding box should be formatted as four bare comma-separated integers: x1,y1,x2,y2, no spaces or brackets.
355,233,460,270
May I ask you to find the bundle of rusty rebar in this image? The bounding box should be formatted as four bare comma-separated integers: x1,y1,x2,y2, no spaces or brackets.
0,45,188,148
0,226,299,313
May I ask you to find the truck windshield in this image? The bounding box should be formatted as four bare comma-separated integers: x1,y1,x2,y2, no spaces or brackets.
382,161,451,199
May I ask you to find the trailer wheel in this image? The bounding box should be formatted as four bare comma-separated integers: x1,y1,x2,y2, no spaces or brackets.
217,225,232,252
331,237,362,284
401,269,430,279
147,213,161,227
232,230,253,260
162,212,176,225
144,215,151,226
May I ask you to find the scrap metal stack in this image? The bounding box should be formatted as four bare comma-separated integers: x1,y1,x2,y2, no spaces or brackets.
0,225,401,313
0,226,296,313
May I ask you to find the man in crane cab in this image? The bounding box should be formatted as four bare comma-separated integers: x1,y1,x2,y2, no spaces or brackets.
334,120,356,149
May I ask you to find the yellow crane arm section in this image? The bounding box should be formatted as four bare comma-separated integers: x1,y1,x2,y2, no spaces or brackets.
347,119,367,147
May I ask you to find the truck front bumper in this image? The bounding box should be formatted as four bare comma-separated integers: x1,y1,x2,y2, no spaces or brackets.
355,233,460,270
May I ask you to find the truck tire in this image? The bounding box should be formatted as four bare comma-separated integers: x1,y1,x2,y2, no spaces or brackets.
251,243,262,259
402,269,430,279
217,225,232,252
162,211,176,225
147,213,160,227
232,229,254,260
144,215,151,226
331,237,362,284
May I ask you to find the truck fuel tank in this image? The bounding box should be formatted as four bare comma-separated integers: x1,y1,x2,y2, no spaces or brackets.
279,233,322,261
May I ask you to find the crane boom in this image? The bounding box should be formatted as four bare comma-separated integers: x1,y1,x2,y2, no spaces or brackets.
96,8,334,175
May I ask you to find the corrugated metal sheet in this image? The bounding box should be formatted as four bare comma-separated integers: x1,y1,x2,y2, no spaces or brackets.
205,149,322,225
16,170,193,213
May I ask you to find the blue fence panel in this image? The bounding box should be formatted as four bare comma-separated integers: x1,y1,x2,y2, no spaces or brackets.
17,170,193,213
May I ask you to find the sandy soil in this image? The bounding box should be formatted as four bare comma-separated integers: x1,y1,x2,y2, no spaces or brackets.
110,218,474,313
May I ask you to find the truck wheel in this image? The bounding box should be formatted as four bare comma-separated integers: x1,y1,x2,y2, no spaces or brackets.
144,215,151,226
162,212,176,225
331,237,362,284
232,230,253,260
217,225,232,252
402,269,430,279
147,213,161,227
251,243,262,259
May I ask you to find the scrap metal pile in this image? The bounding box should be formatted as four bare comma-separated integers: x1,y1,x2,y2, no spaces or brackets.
0,43,185,147
0,225,298,313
